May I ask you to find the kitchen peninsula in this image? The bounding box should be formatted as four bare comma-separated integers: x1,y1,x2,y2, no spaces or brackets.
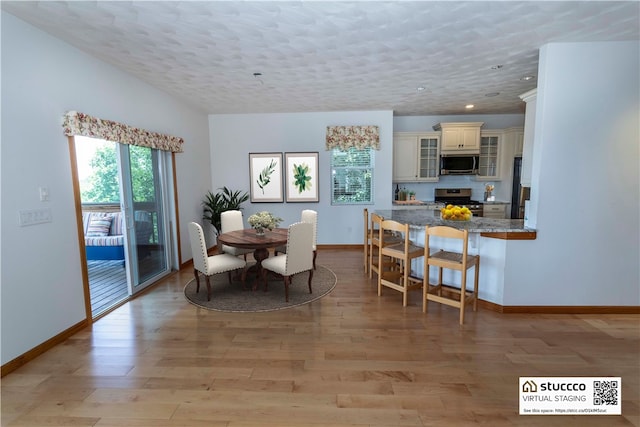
375,209,536,238
374,208,537,309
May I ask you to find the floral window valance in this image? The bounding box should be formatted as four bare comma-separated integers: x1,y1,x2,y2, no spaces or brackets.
62,111,184,153
325,125,380,151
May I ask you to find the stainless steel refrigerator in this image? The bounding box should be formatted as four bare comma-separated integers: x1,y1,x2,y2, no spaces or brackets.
510,157,529,219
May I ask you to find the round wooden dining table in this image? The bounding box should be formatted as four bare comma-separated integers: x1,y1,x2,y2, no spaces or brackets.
216,227,288,290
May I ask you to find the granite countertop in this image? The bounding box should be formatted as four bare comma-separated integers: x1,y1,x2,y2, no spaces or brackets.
392,201,445,210
374,209,535,233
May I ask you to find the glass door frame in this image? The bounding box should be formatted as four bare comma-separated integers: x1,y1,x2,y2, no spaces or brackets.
118,144,174,295
69,135,180,322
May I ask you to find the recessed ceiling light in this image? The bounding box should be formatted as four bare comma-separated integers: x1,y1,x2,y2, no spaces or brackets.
520,75,535,81
253,72,264,85
485,92,500,97
417,86,426,92
490,65,503,70
465,104,475,109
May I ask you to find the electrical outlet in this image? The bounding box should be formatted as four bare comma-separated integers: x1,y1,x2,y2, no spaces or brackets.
19,208,52,226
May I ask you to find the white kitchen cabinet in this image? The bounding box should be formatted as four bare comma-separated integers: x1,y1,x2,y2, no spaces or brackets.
514,130,524,156
417,136,439,180
393,134,419,182
477,132,501,179
483,204,507,219
393,132,440,182
433,122,483,153
501,127,524,157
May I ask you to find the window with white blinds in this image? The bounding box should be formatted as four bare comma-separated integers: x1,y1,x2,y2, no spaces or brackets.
330,147,374,205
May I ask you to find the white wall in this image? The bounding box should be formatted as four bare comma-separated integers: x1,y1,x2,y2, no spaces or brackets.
504,41,639,306
1,12,211,365
208,111,394,245
394,114,525,133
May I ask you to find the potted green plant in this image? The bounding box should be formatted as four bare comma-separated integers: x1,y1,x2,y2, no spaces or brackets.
202,186,249,236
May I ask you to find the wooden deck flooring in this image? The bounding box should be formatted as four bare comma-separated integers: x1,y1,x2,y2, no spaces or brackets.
88,260,127,317
2,248,639,426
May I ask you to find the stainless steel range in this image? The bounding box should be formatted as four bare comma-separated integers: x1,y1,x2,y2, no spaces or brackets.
434,188,484,217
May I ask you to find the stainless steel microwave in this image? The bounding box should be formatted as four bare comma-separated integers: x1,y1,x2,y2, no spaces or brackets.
440,154,479,175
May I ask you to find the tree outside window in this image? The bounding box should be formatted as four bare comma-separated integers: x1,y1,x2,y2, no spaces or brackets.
330,147,374,205
78,139,154,204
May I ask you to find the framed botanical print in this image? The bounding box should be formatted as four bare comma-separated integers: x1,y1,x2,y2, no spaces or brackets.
284,152,319,202
249,152,283,203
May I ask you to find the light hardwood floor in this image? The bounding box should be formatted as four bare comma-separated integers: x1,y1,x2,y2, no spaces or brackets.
2,248,638,426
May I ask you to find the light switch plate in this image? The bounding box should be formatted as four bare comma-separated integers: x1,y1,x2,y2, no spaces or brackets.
19,208,52,226
39,187,50,201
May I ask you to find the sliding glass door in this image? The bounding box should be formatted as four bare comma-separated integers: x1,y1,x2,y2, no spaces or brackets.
118,144,171,293
75,135,174,314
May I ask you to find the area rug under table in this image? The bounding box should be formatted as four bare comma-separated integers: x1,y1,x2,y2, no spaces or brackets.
183,264,337,312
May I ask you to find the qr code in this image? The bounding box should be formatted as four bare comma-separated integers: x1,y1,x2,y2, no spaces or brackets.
593,380,618,405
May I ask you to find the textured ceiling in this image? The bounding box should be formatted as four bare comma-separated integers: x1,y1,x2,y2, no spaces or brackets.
3,1,639,115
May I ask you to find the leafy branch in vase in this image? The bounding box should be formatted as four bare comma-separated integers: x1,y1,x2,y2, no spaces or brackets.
257,159,277,194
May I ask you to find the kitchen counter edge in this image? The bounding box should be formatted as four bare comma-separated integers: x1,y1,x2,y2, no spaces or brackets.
374,209,536,240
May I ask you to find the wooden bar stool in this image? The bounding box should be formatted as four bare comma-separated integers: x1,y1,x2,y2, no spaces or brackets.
369,213,402,281
378,219,424,306
363,208,371,274
423,225,480,325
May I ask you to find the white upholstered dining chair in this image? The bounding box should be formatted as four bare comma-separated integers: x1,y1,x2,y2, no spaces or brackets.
261,222,314,302
220,210,252,260
275,209,318,269
188,222,247,301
